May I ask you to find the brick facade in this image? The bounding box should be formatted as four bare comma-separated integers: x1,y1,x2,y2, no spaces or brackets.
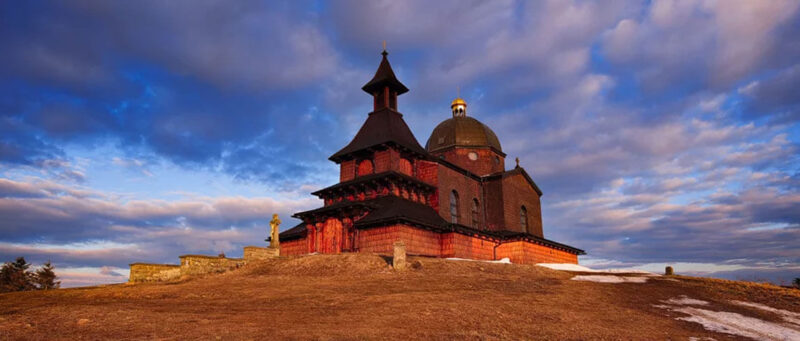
501,173,544,236
434,147,504,176
281,238,307,256
281,228,577,265
496,241,578,264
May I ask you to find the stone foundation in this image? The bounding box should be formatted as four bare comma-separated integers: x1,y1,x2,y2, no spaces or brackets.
129,263,181,283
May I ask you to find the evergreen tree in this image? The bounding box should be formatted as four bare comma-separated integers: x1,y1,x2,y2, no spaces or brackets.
0,257,36,292
34,261,60,290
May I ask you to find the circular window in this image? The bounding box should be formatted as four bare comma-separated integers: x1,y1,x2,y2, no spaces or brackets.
468,152,478,161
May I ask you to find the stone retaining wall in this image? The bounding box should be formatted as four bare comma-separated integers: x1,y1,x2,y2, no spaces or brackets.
129,263,181,283
243,246,279,261
179,255,245,276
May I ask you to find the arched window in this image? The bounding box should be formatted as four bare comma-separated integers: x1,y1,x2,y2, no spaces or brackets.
471,198,480,229
520,206,528,233
449,190,459,224
357,160,373,176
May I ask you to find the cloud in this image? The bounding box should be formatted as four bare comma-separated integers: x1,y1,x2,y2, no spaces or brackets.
0,177,317,268
738,64,800,121
602,0,800,91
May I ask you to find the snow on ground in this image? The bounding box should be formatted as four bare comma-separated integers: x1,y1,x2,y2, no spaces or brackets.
664,296,710,306
570,275,649,283
731,300,800,326
655,296,800,340
445,258,512,264
537,263,655,274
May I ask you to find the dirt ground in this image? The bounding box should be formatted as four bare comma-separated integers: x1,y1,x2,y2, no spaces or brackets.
1,254,798,340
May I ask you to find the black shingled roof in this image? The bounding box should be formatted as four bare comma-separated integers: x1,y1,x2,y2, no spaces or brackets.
361,51,409,95
353,195,447,228
311,171,436,197
329,107,428,162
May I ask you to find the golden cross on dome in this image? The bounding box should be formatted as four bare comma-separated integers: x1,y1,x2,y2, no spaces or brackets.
382,40,386,51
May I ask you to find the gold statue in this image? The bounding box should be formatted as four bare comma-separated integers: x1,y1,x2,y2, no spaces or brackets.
269,214,281,248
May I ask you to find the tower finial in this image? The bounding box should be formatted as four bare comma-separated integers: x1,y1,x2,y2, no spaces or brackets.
457,85,460,98
515,157,520,168
383,40,386,51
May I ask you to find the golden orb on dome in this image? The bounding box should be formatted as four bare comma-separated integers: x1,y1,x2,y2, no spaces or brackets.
451,97,467,108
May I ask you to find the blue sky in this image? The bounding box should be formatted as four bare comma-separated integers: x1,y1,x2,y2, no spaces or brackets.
1,0,798,287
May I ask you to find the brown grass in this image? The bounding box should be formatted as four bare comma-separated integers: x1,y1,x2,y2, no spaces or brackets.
1,254,797,340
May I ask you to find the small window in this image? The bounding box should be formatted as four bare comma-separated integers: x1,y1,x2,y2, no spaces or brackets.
357,159,374,176
449,190,459,224
471,198,480,228
520,206,528,233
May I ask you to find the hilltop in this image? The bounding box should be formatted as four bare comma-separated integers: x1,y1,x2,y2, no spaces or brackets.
1,254,798,340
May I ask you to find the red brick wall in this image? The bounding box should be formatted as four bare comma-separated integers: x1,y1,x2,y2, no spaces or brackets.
495,241,577,264
445,233,496,260
357,225,441,256
283,227,578,264
501,173,543,237
374,149,402,173
281,238,307,256
340,160,356,182
436,148,504,176
483,177,505,231
436,164,482,227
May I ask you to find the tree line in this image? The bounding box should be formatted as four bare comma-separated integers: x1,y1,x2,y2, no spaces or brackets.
0,257,60,292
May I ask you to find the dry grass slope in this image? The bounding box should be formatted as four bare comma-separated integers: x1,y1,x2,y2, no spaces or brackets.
1,254,798,340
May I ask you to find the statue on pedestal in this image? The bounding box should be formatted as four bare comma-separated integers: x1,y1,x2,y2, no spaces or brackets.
269,214,281,249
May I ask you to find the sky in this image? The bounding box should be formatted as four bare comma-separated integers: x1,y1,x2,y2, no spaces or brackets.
1,0,798,287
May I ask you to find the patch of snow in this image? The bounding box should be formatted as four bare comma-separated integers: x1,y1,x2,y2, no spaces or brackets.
655,296,800,340
664,296,709,306
731,300,800,326
538,263,596,272
673,306,800,340
445,257,511,264
570,275,648,283
537,263,655,274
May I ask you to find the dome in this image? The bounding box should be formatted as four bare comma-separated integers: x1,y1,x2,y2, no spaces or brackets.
451,97,466,108
426,116,503,154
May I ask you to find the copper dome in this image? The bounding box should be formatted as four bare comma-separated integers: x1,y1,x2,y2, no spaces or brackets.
425,116,503,154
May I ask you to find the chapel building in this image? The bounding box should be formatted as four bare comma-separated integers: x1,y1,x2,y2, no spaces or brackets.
279,50,583,264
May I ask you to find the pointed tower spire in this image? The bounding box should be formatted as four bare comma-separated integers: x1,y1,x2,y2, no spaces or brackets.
362,47,408,111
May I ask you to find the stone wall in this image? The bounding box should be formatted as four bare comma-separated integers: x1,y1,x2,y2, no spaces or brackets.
129,263,181,283
243,246,279,261
179,255,245,276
